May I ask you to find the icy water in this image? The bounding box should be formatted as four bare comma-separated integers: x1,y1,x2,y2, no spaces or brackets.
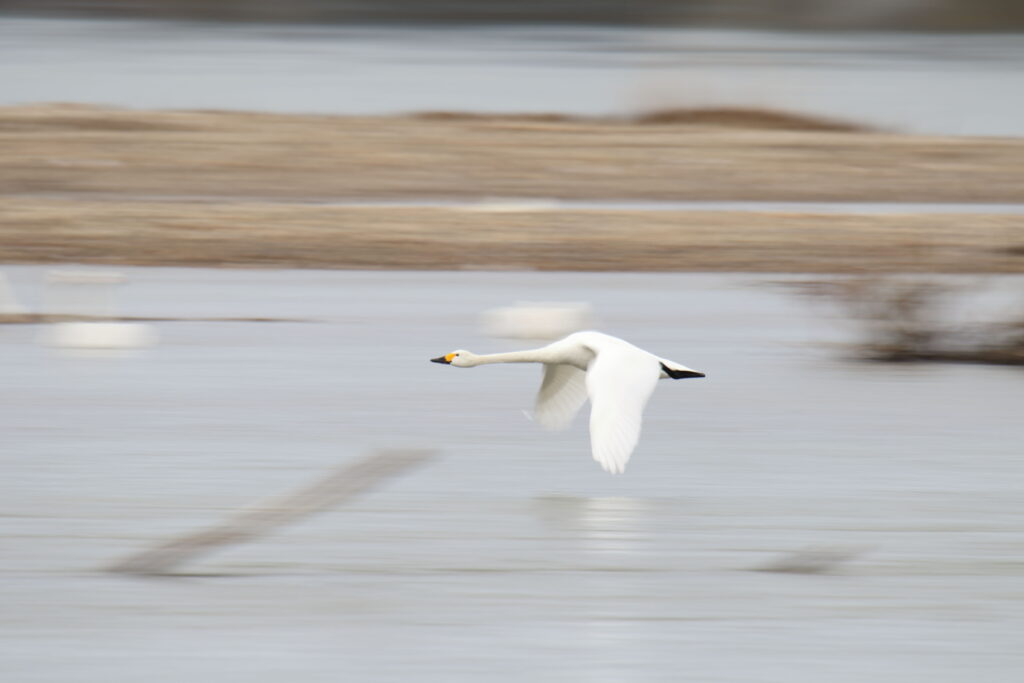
2,267,1023,682
2,17,1024,136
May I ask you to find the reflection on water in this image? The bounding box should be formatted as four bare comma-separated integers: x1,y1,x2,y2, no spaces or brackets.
536,496,652,557
2,267,1023,682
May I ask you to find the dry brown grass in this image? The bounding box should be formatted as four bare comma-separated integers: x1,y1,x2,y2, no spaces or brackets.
1,104,1023,272
630,107,865,132
414,107,866,132
3,198,1022,272
3,103,1023,203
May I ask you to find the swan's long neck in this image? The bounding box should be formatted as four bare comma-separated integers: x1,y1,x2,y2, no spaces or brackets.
470,348,551,366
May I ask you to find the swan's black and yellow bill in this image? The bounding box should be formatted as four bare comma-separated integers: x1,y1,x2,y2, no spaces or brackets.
431,353,455,364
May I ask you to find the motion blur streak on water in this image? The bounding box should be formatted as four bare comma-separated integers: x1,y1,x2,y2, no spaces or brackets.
2,267,1022,682
2,17,1024,136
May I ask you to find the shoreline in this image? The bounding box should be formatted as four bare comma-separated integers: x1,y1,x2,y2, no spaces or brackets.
4,199,1021,273
2,105,1023,273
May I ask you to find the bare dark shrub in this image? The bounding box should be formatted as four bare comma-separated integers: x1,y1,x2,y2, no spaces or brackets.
804,277,1024,365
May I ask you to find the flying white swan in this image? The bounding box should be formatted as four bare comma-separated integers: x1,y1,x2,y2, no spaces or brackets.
431,330,704,473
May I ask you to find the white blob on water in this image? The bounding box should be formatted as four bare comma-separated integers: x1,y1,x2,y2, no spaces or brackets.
481,302,595,340
42,322,159,349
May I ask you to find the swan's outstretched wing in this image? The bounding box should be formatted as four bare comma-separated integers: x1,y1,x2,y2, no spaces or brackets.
586,350,660,474
534,363,588,430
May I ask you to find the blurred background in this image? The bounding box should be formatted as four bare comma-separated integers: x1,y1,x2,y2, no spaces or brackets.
3,0,1024,133
5,0,1024,29
2,2,1023,682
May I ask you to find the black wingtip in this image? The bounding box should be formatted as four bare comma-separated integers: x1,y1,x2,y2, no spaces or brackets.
661,363,705,379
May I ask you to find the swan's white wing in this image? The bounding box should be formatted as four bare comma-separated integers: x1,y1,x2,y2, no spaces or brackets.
586,350,660,474
534,363,588,430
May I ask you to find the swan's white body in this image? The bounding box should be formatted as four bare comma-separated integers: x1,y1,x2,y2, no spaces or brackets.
431,331,704,473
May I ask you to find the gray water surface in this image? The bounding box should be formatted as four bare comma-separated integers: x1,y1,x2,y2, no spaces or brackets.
3,18,1024,136
2,267,1023,681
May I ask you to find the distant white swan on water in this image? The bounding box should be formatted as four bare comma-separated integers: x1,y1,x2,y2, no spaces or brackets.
431,331,704,473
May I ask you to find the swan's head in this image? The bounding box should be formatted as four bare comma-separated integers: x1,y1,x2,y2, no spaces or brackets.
430,349,478,368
